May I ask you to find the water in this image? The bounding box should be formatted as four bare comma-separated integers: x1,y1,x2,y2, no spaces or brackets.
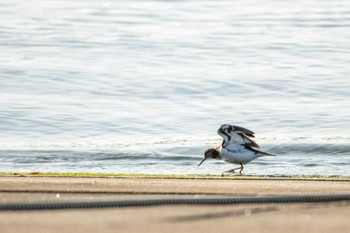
1,0,350,176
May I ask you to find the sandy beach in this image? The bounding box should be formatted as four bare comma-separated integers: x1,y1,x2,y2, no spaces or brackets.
0,176,349,233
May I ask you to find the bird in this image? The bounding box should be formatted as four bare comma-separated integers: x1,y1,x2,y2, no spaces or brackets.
198,124,275,175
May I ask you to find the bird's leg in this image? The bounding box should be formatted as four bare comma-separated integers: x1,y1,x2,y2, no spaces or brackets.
226,167,240,173
220,170,236,177
238,163,244,175
222,164,244,176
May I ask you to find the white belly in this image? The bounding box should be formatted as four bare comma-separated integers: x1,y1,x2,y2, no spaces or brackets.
219,144,259,165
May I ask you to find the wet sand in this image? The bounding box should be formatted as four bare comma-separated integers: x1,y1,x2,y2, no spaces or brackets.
0,176,349,233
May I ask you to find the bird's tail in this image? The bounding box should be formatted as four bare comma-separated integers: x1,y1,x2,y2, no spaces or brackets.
258,150,276,156
244,145,276,157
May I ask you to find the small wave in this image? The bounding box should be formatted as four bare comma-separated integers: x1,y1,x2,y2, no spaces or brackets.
303,163,319,167
0,150,199,163
267,143,350,156
92,152,198,161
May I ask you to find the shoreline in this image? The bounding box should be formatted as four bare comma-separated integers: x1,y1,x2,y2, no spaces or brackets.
1,172,350,181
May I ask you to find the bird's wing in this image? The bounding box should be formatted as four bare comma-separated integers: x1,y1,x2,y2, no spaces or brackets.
241,133,260,148
228,130,260,148
230,125,255,137
217,124,259,148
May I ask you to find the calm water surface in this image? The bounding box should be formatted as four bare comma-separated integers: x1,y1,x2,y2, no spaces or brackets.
1,0,350,176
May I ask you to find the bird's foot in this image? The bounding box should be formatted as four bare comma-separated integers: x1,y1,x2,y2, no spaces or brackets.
226,169,236,173
221,171,230,177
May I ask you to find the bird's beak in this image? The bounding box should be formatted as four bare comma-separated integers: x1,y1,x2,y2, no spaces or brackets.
198,158,206,167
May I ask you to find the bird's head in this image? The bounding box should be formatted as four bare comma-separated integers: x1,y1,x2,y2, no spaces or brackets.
198,148,220,166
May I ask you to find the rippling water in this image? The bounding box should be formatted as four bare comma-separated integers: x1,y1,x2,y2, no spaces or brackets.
1,1,350,176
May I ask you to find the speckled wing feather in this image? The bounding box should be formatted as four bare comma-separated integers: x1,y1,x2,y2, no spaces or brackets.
240,133,260,148
231,125,255,137
228,125,260,148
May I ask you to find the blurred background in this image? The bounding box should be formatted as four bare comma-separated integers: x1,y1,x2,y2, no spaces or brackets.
0,0,349,176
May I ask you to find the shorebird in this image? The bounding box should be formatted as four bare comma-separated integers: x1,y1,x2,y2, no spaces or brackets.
198,124,275,175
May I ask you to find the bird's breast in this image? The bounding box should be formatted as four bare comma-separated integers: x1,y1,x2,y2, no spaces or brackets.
219,146,258,164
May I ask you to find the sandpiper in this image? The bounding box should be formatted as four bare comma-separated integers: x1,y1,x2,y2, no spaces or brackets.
198,124,275,175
